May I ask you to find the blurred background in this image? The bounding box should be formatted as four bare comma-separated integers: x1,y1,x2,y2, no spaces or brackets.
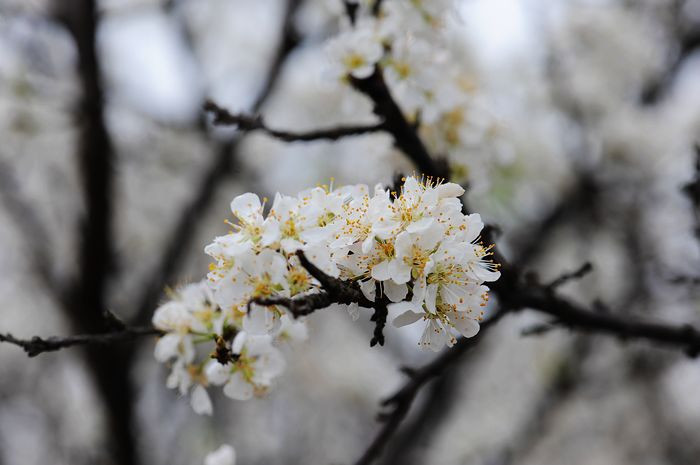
1,0,700,464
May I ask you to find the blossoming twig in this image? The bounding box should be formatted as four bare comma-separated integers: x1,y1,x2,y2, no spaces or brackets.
204,100,386,142
252,250,388,344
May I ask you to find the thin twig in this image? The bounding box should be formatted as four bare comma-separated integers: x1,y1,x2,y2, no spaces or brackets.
0,327,160,357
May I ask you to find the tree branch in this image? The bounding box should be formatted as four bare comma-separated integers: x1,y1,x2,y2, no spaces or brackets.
515,285,700,357
253,251,391,344
203,100,385,142
350,66,449,179
0,327,160,358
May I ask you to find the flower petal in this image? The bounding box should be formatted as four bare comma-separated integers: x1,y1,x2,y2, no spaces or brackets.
223,371,253,401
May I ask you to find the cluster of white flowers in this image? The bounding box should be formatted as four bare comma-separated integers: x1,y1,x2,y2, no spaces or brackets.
151,279,306,415
324,0,507,188
152,176,499,413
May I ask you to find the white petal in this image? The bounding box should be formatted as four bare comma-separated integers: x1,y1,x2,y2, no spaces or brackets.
388,259,411,284
347,303,361,321
204,444,236,465
223,372,253,401
261,218,281,246
411,278,427,306
436,183,465,198
384,280,408,303
419,320,447,352
418,222,443,250
154,333,181,362
424,283,438,314
191,385,213,416
474,266,501,282
361,235,375,254
371,260,391,281
205,361,231,386
394,231,412,257
231,331,247,355
243,306,278,335
393,310,423,328
463,214,484,243
230,193,261,221
252,348,286,386
406,217,434,233
451,313,480,338
360,279,376,302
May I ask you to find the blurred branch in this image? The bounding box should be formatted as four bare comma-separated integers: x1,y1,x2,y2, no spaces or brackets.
510,173,599,265
371,0,384,17
353,310,508,465
513,284,700,357
52,2,142,464
545,262,593,291
203,100,386,141
131,0,304,327
350,66,449,179
488,337,592,465
0,327,160,358
377,342,484,465
683,144,700,239
0,160,63,301
641,1,700,105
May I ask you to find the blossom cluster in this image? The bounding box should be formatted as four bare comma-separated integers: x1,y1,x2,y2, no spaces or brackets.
151,279,305,415
324,0,509,188
152,176,499,414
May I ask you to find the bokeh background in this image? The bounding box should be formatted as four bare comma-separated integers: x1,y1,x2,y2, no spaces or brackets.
1,0,700,464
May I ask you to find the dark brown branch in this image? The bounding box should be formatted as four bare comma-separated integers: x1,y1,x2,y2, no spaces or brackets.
353,310,508,465
203,100,385,142
54,1,139,463
369,296,388,347
252,251,396,345
516,285,700,357
0,327,160,358
350,67,449,179
251,293,337,318
295,250,373,306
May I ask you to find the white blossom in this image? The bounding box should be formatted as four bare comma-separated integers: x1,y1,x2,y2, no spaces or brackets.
204,444,236,465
